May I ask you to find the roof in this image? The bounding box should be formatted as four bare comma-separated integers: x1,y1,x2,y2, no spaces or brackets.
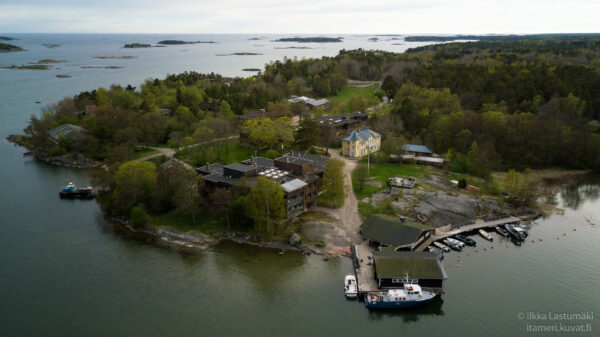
374,251,447,280
360,214,433,247
402,144,433,155
281,179,308,193
48,123,85,141
242,157,274,170
342,127,381,142
196,163,224,175
203,173,235,185
288,96,329,107
275,156,312,166
224,163,255,172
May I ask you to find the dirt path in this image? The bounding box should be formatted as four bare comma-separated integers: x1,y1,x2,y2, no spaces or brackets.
307,149,362,255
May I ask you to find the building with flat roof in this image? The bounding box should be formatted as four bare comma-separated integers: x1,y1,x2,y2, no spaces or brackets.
373,251,447,290
199,152,328,218
288,96,330,109
395,144,445,167
360,214,433,251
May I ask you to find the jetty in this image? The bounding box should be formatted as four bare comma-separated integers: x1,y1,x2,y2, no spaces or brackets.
352,241,379,296
414,216,521,251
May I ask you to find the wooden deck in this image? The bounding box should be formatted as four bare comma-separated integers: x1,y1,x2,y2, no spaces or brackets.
414,216,521,252
352,241,379,295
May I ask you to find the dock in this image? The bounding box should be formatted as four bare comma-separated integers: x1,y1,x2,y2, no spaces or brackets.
352,241,379,296
414,216,521,251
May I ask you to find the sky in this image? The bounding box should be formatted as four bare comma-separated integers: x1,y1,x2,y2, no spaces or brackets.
0,0,599,34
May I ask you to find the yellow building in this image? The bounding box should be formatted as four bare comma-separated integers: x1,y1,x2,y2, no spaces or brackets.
342,127,381,158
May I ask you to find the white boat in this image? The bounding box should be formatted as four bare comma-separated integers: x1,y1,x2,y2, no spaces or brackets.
433,241,450,252
443,238,464,250
479,229,493,241
344,274,358,298
364,274,437,309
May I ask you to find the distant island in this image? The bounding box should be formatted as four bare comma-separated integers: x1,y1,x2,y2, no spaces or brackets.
0,36,16,41
405,33,600,42
274,46,312,49
242,68,261,71
56,74,72,78
368,38,379,42
123,43,152,48
0,42,24,52
248,37,261,40
216,52,263,56
93,56,138,59
42,43,61,48
275,37,342,43
1,64,50,70
158,40,217,45
31,59,69,64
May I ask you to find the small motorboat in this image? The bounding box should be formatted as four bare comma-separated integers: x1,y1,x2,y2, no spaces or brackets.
364,274,437,309
427,246,444,259
454,234,476,246
479,229,493,241
443,238,464,250
433,241,450,252
505,224,527,240
495,226,509,237
59,182,95,199
513,225,529,238
344,274,358,298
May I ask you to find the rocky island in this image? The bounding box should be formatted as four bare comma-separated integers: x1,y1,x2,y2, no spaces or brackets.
158,40,217,45
123,43,152,48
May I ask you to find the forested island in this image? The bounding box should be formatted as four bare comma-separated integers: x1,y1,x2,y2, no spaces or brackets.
405,33,600,42
0,36,16,41
14,36,600,245
275,37,342,43
158,40,216,45
0,42,24,52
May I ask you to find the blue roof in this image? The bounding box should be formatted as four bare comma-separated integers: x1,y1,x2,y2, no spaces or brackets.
343,127,381,142
402,144,432,154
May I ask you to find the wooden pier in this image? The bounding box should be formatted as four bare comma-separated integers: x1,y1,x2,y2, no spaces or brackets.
352,241,379,296
414,216,521,252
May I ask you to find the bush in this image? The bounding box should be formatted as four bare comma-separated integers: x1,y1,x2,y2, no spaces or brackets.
263,149,280,159
130,205,151,227
458,178,467,189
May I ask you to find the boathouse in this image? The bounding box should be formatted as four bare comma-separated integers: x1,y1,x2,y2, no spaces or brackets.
360,214,433,251
373,251,447,290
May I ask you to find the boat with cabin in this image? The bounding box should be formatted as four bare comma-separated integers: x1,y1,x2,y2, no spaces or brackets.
433,241,450,252
364,274,437,309
479,229,493,241
505,224,527,240
344,274,358,298
443,238,464,250
59,182,95,199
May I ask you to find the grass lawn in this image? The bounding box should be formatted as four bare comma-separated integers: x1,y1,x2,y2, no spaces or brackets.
317,192,344,208
327,84,379,104
352,161,427,200
174,139,256,166
132,148,158,160
152,209,227,234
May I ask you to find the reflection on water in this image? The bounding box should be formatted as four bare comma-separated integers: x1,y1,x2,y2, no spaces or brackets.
540,175,600,209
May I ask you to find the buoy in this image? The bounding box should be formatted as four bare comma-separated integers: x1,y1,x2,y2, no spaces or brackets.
506,245,510,247
517,242,521,245
539,238,542,241
563,233,566,236
475,250,478,253
467,253,470,256
483,248,487,251
532,240,535,243
573,228,576,231
491,246,494,249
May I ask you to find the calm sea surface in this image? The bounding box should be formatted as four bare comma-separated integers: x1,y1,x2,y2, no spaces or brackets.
0,34,598,336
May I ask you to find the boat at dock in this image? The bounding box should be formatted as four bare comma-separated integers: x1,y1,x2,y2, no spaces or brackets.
344,274,358,298
433,241,450,252
454,234,476,246
427,246,444,258
495,226,509,237
478,229,493,241
59,182,95,199
505,224,527,240
364,274,437,309
443,238,464,250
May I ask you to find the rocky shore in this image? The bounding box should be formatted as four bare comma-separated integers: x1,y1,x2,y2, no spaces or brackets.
7,135,99,169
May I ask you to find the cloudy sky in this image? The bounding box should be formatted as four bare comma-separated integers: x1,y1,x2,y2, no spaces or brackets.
0,0,598,34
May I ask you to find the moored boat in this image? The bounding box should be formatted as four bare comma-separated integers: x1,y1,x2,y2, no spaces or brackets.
443,238,464,250
344,274,358,298
427,245,444,258
433,241,450,252
495,226,509,237
59,182,95,199
364,274,437,309
454,234,476,246
479,229,493,241
505,224,527,240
